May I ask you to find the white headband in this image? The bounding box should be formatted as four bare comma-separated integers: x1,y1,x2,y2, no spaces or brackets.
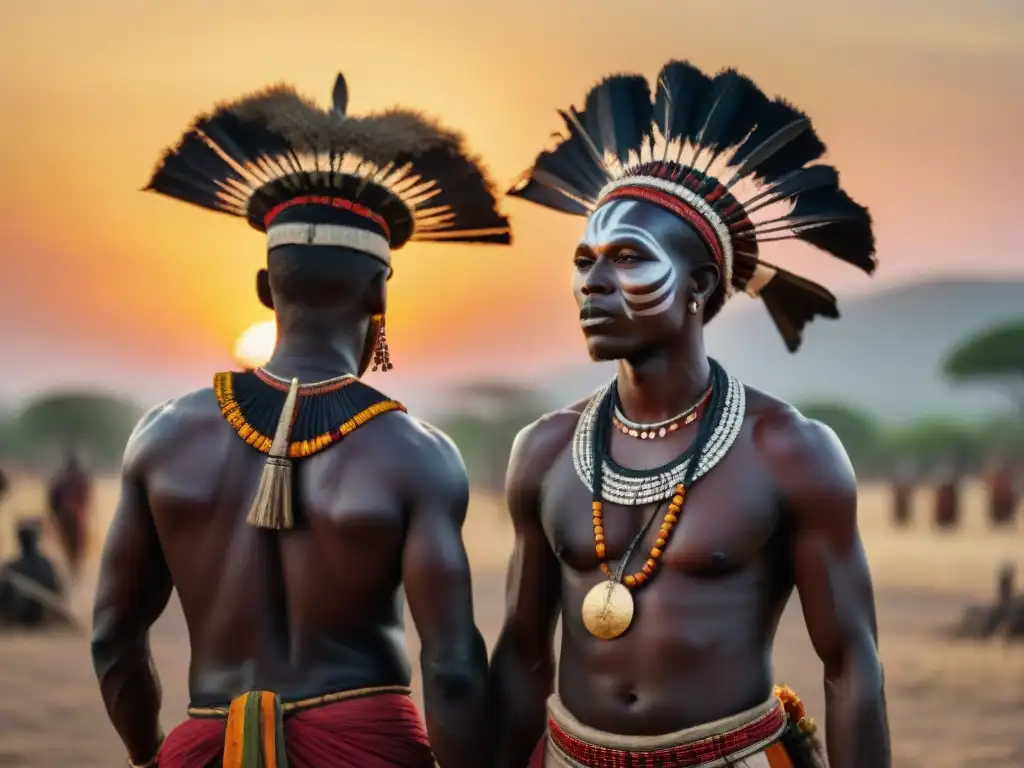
597,175,735,297
266,222,392,268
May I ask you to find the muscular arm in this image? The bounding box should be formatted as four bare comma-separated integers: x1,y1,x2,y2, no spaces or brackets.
489,419,565,768
769,415,890,768
402,429,488,768
91,407,173,765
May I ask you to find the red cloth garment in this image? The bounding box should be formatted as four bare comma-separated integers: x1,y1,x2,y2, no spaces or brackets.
157,692,435,768
528,736,546,767
156,717,222,768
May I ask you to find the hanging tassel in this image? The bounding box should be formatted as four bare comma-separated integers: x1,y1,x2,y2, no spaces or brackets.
246,377,300,530
223,691,289,768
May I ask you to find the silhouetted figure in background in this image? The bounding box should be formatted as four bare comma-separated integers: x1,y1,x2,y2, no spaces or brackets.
948,562,1013,639
890,459,916,528
0,467,9,558
0,519,64,628
1002,563,1024,640
984,454,1018,527
933,459,961,530
46,447,92,575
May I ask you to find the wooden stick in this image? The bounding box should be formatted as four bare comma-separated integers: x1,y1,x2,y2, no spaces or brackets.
0,570,83,634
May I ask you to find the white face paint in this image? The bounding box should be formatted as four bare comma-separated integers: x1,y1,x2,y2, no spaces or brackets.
576,200,681,319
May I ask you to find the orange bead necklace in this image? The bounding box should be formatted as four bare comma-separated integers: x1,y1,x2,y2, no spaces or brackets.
594,483,685,588
580,369,725,640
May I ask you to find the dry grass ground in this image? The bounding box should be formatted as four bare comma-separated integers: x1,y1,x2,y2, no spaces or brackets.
0,475,1022,767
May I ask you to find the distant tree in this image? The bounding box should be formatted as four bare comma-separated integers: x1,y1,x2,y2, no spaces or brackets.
9,390,143,471
884,419,986,474
795,401,884,477
943,320,1024,413
0,411,21,460
973,416,1024,461
435,383,549,494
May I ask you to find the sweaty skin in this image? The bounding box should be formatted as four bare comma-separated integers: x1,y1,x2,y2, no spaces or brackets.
92,389,488,767
489,200,890,768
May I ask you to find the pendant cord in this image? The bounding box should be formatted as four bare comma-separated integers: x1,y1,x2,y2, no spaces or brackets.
611,501,667,583
594,359,729,585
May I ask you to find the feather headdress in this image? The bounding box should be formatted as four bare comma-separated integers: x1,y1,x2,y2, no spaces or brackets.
508,61,875,351
146,72,512,270
146,73,513,533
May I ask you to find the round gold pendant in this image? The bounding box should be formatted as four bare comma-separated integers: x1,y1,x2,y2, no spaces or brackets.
581,580,635,640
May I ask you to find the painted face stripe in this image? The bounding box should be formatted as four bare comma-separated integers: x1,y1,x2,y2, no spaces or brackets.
623,269,673,308
581,208,681,319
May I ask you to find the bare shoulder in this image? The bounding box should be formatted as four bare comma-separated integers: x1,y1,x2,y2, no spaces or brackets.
123,387,222,475
364,411,469,503
507,395,590,504
745,385,857,520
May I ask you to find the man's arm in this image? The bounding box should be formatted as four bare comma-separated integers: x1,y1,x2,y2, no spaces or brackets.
767,413,890,768
489,418,565,768
91,406,173,766
401,428,489,768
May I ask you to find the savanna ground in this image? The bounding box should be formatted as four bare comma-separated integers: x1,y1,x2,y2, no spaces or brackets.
0,476,1022,767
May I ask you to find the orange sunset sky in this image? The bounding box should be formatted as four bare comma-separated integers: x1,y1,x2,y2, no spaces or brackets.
1,0,1022,402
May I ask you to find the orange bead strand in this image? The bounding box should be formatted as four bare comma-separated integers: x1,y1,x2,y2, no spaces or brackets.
591,483,686,590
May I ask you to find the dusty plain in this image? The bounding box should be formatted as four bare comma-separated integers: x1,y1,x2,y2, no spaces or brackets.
0,476,1021,767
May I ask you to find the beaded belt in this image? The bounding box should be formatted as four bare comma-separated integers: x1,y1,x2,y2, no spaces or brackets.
547,698,787,768
186,684,412,718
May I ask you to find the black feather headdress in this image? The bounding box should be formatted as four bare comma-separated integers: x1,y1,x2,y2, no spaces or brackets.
508,61,875,352
146,73,512,270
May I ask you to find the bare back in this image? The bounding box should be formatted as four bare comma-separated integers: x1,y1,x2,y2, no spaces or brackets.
126,387,451,705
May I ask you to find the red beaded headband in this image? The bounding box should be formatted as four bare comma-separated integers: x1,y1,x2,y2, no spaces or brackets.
594,174,738,297
263,194,392,241
599,186,726,267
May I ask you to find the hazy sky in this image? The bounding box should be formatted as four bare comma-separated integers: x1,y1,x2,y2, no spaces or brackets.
1,0,1022,400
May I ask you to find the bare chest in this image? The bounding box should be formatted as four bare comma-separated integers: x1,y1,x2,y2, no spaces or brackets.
541,435,779,579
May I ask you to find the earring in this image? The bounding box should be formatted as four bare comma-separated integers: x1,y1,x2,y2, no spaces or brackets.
372,317,393,372
687,299,700,315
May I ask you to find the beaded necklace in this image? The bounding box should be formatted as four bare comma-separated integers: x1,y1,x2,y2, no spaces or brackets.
580,360,739,640
572,364,745,506
610,385,712,440
213,369,406,459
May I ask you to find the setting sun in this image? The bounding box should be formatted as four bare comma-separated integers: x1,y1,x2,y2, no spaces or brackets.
234,321,276,369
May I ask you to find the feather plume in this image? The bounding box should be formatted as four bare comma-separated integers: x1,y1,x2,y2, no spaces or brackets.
332,73,348,116
784,187,876,273
759,265,839,352
727,98,825,182
653,60,712,146
737,164,839,216
506,173,591,215
582,75,654,166
691,69,767,167
508,57,876,352
146,73,511,249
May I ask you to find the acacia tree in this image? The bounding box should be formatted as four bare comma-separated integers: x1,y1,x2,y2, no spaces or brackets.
435,382,549,495
942,320,1024,415
794,402,885,478
10,390,143,471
